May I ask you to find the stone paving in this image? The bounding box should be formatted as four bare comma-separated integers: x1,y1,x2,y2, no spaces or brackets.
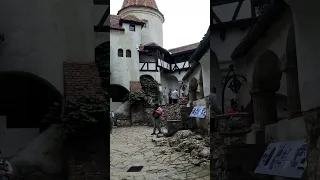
110,126,210,180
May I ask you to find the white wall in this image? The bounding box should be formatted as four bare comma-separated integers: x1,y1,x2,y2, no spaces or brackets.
289,1,320,111
110,23,142,90
200,50,210,97
0,0,96,94
118,7,164,46
212,0,252,23
0,116,39,158
234,10,291,107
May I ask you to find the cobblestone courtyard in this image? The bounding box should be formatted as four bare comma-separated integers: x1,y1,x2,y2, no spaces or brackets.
110,126,210,180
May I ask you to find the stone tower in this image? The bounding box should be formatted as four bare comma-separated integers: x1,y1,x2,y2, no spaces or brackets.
118,0,165,46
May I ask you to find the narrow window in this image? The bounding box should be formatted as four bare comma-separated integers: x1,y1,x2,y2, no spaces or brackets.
126,50,131,57
118,49,123,57
129,24,135,31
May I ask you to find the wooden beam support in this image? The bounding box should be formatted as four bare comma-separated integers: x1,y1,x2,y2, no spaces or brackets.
93,0,110,5
232,0,244,21
94,26,110,32
140,63,146,71
96,6,110,31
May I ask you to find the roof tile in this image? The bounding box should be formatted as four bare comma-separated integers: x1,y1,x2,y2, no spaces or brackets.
121,0,159,10
168,43,200,54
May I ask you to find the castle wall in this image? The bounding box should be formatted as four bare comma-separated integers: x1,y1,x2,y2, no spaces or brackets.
110,23,142,90
0,0,96,93
118,7,164,46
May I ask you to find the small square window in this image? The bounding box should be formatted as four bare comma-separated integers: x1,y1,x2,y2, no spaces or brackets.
129,24,135,31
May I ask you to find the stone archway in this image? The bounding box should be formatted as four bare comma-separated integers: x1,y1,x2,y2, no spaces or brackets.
189,77,198,103
110,84,129,103
251,50,282,133
0,71,63,157
110,84,130,120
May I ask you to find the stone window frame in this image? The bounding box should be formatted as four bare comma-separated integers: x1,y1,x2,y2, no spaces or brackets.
118,49,123,57
126,49,131,57
129,24,135,31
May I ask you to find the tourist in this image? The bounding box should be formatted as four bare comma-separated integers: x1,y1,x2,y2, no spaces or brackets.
110,111,115,134
171,89,179,104
151,104,163,135
227,99,240,114
168,89,172,104
180,93,185,99
0,150,13,180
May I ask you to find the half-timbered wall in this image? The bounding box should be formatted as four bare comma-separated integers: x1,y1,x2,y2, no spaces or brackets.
212,0,253,23
93,3,110,46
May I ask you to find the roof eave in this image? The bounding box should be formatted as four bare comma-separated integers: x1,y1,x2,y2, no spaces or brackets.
231,1,287,60
188,28,210,63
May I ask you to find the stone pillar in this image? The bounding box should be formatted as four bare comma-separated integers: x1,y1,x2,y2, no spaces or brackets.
198,69,205,99
286,68,302,118
251,89,278,129
286,23,302,118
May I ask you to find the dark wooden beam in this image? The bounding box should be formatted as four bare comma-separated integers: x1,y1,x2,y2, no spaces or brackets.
211,9,223,25
212,0,241,6
96,6,110,30
251,0,256,17
232,0,244,21
140,63,146,71
94,26,110,32
140,70,158,72
93,0,110,5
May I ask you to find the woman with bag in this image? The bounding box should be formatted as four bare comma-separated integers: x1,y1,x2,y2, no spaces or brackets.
151,104,163,135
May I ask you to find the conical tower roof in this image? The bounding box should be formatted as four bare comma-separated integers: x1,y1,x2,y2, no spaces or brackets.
120,0,159,11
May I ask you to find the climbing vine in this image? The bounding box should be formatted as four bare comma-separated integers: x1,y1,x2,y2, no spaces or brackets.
61,93,109,139
124,91,146,105
140,75,159,104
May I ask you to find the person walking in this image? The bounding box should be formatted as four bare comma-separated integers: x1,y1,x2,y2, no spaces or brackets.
110,111,115,134
168,89,172,104
0,150,13,180
171,89,179,104
151,104,163,135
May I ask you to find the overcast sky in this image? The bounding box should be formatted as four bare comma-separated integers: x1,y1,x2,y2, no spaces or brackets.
110,0,210,49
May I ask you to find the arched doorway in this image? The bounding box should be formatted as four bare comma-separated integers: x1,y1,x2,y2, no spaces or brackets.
95,41,110,91
188,77,198,102
0,71,63,157
110,84,129,111
251,49,282,129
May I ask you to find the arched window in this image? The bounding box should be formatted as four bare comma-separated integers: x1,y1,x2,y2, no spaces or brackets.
126,50,131,57
118,49,123,57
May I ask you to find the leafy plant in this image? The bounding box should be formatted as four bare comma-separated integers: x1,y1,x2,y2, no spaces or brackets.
140,76,159,103
124,91,146,104
61,93,109,139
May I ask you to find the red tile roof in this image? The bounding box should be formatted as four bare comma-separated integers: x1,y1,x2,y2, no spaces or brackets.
110,14,143,30
110,15,124,30
168,42,200,54
120,0,159,11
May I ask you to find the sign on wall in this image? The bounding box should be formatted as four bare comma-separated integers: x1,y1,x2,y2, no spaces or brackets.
189,106,206,118
254,140,307,178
